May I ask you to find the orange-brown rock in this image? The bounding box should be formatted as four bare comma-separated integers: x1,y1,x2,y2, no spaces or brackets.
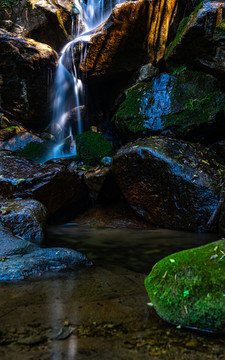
78,0,189,78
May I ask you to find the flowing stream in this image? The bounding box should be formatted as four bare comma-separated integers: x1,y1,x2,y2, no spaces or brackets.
48,0,121,160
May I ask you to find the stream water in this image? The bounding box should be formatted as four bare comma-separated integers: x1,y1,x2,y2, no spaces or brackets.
0,218,225,360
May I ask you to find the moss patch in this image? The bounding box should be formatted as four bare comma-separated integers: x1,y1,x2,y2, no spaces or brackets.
165,1,203,60
145,240,225,334
75,131,114,166
16,141,51,162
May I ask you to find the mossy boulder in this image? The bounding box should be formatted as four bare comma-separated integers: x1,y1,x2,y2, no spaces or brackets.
145,240,225,334
113,71,225,143
76,131,114,166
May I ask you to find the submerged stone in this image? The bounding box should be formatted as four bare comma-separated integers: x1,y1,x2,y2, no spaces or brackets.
113,71,225,142
0,247,92,281
113,137,221,232
145,239,225,334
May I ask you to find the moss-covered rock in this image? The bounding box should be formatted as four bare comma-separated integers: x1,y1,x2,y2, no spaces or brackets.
145,240,225,334
113,71,225,143
76,131,114,166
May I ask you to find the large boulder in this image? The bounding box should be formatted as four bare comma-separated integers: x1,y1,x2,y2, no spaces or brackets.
113,71,225,143
0,29,58,131
78,0,191,78
0,150,89,215
0,199,48,241
165,1,225,81
145,239,225,334
112,137,221,232
0,0,81,51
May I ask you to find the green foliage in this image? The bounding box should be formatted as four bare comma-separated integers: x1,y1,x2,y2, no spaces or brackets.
172,65,187,76
184,94,210,111
0,0,17,7
75,131,114,166
16,141,51,162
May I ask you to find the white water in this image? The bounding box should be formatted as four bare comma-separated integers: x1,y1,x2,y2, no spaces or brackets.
48,0,120,160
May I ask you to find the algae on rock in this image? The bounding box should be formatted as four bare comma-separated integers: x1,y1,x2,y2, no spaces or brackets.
145,240,225,334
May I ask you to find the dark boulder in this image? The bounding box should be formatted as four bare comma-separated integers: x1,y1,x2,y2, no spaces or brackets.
0,150,89,215
0,29,58,131
113,137,221,232
165,1,225,82
113,71,225,143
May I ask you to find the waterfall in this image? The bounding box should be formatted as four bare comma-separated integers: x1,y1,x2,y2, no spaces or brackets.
48,0,120,160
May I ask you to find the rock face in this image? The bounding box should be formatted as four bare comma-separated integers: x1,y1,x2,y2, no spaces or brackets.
78,0,190,78
0,150,89,215
145,239,225,334
113,71,225,142
0,0,81,51
113,137,221,232
0,199,48,241
0,29,58,131
166,1,225,81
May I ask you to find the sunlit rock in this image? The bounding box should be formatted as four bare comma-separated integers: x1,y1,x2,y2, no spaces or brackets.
113,71,225,142
166,1,225,81
113,137,221,232
0,0,82,51
145,239,225,334
78,0,189,77
0,199,48,242
0,150,89,215
0,29,58,131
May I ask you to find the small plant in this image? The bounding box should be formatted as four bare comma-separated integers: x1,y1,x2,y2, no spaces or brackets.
0,0,17,7
172,65,187,76
185,94,210,111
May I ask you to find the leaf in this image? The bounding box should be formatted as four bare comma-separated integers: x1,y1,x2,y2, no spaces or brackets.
170,259,175,263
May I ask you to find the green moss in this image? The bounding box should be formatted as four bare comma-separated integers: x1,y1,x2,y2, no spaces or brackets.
215,20,225,36
145,240,225,333
165,1,203,60
75,131,114,166
113,83,151,137
16,141,51,162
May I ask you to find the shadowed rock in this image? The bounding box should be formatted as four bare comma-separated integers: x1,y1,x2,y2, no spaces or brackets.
113,137,221,232
0,29,58,131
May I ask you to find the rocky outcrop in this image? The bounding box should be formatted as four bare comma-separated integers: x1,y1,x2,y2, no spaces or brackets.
166,1,225,82
0,199,48,241
0,0,81,51
0,29,58,131
0,150,89,215
145,239,225,334
78,0,191,78
113,71,225,143
113,137,221,232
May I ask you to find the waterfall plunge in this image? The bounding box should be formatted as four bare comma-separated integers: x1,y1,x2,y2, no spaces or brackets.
48,0,120,160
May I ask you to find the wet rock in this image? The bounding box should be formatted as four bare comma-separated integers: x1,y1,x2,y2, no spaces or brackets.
0,131,44,152
113,71,225,143
0,29,58,131
84,167,121,201
0,0,82,51
132,64,160,85
166,1,225,82
145,239,225,334
0,225,38,258
0,199,48,241
113,137,221,232
78,0,189,78
0,247,92,281
0,150,89,215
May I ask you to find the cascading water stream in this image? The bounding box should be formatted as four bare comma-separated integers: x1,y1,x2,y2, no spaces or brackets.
48,0,120,160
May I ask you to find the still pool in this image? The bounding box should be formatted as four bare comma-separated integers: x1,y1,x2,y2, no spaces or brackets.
0,224,224,360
